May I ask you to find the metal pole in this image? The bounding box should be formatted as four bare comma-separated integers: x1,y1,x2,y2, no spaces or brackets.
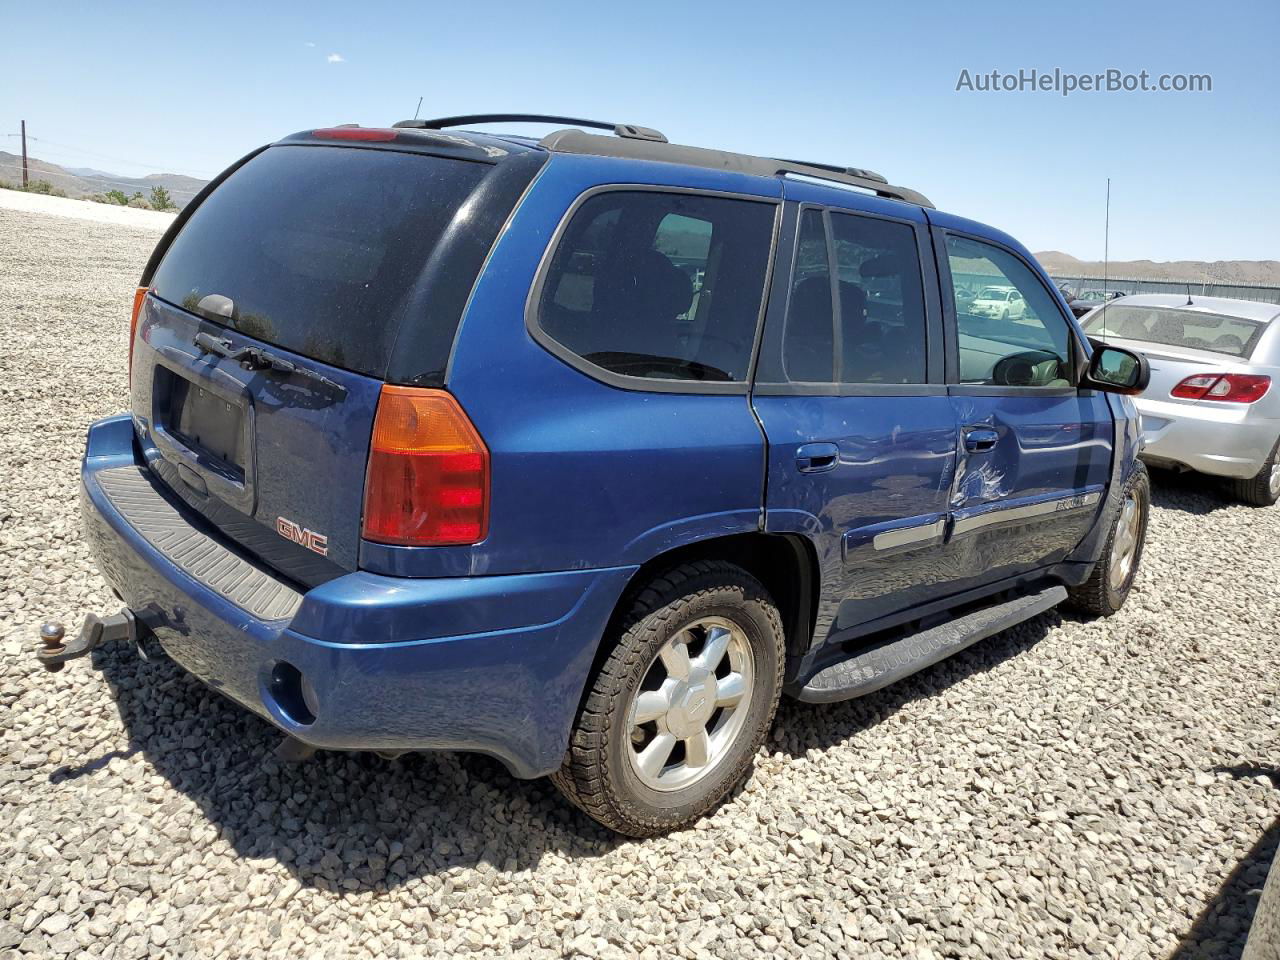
21,120,29,189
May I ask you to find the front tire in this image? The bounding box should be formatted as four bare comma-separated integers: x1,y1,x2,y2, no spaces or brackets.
1231,437,1280,506
551,561,785,836
1067,462,1150,617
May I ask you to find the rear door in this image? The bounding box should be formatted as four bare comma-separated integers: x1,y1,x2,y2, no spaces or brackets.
752,186,959,634
935,227,1114,581
132,143,490,586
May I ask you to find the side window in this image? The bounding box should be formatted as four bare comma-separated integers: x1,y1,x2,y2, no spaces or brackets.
781,209,834,382
768,209,929,386
946,235,1073,387
830,212,927,384
536,191,776,384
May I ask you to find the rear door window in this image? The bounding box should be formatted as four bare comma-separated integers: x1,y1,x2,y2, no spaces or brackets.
830,211,928,384
761,207,928,386
534,190,777,384
151,145,487,377
781,209,835,382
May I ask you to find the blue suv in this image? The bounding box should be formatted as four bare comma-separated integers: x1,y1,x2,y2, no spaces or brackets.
42,114,1152,835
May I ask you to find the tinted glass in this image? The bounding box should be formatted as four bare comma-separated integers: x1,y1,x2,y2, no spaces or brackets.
1084,305,1263,358
151,145,486,377
947,235,1073,387
830,212,927,383
781,209,835,382
537,191,776,383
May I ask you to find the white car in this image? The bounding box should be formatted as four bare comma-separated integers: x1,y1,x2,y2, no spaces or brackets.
968,285,1027,321
1084,294,1280,505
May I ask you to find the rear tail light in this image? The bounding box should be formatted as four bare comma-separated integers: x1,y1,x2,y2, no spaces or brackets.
1170,373,1271,404
362,387,489,546
129,286,148,385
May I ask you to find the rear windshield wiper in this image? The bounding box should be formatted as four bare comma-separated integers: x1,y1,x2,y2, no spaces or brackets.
194,332,347,396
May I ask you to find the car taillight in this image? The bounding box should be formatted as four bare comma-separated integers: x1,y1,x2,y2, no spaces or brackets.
362,386,489,546
1170,373,1271,404
129,286,147,385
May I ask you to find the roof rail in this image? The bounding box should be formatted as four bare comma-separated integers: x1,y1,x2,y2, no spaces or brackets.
537,129,933,208
394,114,668,143
773,157,889,185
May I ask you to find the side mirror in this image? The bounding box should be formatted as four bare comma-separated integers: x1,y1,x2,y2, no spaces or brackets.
1081,340,1149,395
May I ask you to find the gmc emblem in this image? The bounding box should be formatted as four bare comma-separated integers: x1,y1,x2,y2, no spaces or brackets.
276,516,329,557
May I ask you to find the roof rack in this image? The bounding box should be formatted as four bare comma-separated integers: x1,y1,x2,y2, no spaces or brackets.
393,115,931,207
537,128,933,208
394,114,668,143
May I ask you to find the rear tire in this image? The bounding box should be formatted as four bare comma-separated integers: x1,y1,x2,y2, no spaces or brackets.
1067,463,1150,617
551,561,785,836
1231,437,1280,506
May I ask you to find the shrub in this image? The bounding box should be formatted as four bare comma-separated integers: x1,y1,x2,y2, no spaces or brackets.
103,190,129,205
149,186,174,211
25,180,66,197
127,195,153,209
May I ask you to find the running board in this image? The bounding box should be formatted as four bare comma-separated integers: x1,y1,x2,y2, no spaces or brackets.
794,585,1067,703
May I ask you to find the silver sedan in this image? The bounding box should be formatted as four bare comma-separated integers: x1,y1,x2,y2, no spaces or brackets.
1082,294,1280,505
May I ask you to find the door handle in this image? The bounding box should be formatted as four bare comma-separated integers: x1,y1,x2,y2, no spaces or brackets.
963,426,999,453
795,442,839,473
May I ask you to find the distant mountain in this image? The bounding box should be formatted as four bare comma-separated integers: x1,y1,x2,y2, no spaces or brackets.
64,166,117,178
0,151,208,207
1034,251,1280,287
1033,250,1081,265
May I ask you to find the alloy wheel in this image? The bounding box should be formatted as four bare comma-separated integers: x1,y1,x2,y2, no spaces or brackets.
1108,492,1143,591
625,617,754,792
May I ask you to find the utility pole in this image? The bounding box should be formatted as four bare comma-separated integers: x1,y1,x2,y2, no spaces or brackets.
21,120,29,189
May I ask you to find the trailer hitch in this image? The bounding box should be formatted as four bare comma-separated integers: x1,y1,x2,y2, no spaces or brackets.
36,609,144,672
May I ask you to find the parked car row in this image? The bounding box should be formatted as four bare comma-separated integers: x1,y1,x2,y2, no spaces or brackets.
32,115,1269,836
1059,284,1128,319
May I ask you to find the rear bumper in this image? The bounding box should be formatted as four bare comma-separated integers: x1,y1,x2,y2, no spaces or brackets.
1135,397,1278,480
80,415,636,778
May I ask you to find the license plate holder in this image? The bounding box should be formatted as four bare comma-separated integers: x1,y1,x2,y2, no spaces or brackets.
159,368,246,479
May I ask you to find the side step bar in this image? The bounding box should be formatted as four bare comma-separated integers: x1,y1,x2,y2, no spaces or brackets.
794,585,1067,703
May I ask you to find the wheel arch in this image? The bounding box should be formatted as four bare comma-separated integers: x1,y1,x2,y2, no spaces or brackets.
596,531,819,677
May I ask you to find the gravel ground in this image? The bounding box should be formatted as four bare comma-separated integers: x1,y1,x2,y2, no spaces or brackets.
2,206,1279,960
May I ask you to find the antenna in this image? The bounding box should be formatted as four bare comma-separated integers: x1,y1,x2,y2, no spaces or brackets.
1101,177,1111,338
1102,177,1110,299
413,96,423,121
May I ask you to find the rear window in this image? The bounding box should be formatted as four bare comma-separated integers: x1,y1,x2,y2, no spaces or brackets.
534,190,777,384
151,145,487,376
1084,305,1264,358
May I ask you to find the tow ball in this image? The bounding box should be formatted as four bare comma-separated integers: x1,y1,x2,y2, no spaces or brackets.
36,609,144,672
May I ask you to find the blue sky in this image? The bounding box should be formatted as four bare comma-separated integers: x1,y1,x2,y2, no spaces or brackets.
2,0,1275,261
